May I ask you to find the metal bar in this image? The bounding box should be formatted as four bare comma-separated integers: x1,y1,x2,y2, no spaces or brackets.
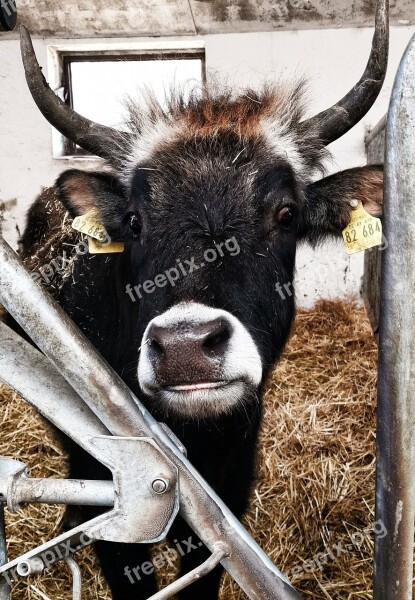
0,321,131,539
148,543,228,600
17,558,44,577
65,557,82,600
0,505,9,600
365,114,387,146
0,321,111,456
374,33,415,600
0,238,301,600
0,477,115,507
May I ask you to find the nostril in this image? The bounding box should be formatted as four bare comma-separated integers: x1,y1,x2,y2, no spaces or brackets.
203,324,231,357
148,337,164,360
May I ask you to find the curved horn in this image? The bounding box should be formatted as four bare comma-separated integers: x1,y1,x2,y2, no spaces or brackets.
306,0,389,146
20,25,128,160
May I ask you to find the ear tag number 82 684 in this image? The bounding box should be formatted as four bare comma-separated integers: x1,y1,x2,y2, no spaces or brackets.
342,200,382,255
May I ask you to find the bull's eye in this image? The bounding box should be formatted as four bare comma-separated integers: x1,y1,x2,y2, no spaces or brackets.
127,213,141,238
277,205,297,229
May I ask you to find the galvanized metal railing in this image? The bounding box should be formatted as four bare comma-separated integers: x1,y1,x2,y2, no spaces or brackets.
0,238,301,600
0,31,414,600
374,32,415,600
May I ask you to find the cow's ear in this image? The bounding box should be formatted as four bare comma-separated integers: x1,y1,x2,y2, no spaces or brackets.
300,165,383,243
56,170,127,219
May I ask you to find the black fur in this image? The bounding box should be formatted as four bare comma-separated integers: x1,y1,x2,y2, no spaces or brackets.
51,134,298,599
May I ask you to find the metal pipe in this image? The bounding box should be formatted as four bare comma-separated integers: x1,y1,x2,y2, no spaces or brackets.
0,478,115,508
148,543,229,600
65,557,82,600
374,33,415,600
365,114,387,146
0,505,9,600
0,321,110,455
16,558,44,577
0,238,301,600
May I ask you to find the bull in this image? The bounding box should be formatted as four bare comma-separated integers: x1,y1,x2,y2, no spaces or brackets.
14,1,387,596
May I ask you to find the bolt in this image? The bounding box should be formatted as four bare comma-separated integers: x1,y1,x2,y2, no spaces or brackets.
151,478,169,494
350,199,359,209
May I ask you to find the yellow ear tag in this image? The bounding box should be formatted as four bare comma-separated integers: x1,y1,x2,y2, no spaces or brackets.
72,209,124,253
72,209,108,243
342,200,382,255
88,238,124,254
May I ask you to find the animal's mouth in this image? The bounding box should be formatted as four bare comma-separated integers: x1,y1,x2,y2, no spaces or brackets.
149,379,247,418
162,380,230,393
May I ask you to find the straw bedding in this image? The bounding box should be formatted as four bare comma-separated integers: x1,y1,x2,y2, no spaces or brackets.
0,299,383,599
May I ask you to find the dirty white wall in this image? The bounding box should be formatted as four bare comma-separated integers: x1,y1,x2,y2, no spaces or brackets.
1,25,415,306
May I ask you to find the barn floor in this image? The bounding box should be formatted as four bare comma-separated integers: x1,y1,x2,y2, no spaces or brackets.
0,300,385,599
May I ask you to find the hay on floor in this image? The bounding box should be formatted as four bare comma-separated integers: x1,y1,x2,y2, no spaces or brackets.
0,300,382,599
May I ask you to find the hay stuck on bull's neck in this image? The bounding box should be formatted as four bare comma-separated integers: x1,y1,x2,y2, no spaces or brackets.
19,187,83,297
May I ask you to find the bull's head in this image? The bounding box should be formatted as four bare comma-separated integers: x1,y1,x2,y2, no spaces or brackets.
19,0,387,420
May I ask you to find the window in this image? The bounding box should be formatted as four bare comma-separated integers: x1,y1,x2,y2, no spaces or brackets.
49,44,205,158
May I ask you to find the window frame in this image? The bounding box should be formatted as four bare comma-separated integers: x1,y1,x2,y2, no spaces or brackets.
47,42,206,160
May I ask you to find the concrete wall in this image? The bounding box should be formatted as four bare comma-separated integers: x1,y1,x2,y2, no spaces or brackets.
1,25,415,306
4,0,414,37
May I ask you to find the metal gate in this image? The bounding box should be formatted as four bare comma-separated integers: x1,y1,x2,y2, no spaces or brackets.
0,27,414,600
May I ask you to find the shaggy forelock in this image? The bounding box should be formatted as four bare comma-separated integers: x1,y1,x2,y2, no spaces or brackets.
106,81,328,186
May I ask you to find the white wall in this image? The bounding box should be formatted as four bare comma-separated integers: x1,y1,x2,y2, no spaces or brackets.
1,26,414,306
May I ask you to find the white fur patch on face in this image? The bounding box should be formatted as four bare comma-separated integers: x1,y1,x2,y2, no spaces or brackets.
260,115,307,177
138,302,263,418
121,119,185,184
